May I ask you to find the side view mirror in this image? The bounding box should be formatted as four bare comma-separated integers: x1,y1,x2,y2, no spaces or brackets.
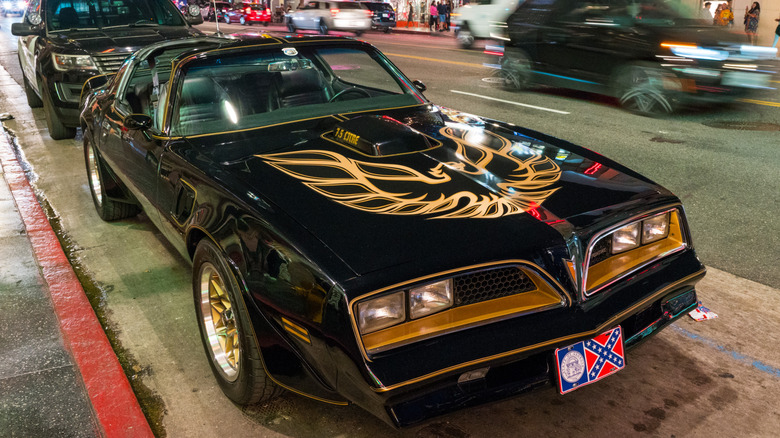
413,80,427,93
185,4,204,24
124,114,153,131
11,22,44,37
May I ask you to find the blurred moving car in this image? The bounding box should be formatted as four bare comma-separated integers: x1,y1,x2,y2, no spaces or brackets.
358,1,395,32
493,0,778,115
11,0,202,139
237,2,272,26
80,34,705,427
451,0,520,48
1,0,26,16
287,0,371,35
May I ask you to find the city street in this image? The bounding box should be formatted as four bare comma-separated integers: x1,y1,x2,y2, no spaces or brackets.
1,16,779,437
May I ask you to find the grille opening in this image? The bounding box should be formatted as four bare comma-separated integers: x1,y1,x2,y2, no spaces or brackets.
454,267,536,307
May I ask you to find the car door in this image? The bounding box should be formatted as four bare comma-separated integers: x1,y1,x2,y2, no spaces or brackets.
97,56,171,225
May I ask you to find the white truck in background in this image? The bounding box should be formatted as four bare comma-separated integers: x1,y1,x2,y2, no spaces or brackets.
451,0,521,48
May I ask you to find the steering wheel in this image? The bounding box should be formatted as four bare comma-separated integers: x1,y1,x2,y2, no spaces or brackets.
329,87,371,102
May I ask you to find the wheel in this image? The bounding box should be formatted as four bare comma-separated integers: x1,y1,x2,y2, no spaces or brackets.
287,19,295,32
355,30,363,36
42,84,77,139
23,74,42,108
262,21,269,27
318,19,328,35
383,27,390,33
615,64,675,116
240,16,245,25
193,239,282,405
225,16,230,24
329,87,372,102
456,26,474,49
84,137,140,220
500,48,532,91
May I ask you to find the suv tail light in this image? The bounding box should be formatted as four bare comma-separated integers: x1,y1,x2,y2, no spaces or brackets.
330,8,339,17
365,9,374,18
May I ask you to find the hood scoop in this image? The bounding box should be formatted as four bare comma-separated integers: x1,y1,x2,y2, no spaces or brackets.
326,115,434,156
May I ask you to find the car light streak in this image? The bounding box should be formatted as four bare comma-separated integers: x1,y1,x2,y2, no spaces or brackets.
450,90,570,115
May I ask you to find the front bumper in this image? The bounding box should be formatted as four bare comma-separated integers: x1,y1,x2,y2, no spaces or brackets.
340,249,705,427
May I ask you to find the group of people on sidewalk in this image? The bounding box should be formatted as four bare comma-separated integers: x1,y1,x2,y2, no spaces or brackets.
428,0,452,32
701,1,780,47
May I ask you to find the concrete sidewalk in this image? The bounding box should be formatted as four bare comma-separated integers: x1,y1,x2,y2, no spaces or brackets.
0,129,153,438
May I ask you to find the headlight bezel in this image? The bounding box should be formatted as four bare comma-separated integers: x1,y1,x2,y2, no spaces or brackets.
584,206,687,297
51,53,97,72
356,279,454,335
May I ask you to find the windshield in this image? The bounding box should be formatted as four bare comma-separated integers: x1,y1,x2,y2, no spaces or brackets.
46,0,185,31
169,45,424,137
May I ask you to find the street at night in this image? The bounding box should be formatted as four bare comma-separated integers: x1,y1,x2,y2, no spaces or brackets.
1,11,779,437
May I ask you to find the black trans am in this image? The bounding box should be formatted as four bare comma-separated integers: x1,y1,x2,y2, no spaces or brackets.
80,35,706,427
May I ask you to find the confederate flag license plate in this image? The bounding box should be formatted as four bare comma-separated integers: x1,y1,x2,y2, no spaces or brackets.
555,326,625,394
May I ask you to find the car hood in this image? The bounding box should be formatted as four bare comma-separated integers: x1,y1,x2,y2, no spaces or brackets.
190,105,675,277
48,26,199,54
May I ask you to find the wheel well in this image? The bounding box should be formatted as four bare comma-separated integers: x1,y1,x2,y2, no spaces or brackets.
186,227,208,260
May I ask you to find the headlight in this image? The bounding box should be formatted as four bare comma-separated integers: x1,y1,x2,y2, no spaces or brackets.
357,291,405,334
52,53,97,72
642,212,669,244
409,279,453,319
16,0,26,9
187,4,200,17
611,222,640,253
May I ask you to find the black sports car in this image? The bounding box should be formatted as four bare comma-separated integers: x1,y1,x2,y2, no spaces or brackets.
79,35,706,427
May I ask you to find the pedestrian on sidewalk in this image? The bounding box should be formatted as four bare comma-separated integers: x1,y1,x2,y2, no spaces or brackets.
773,12,780,47
445,0,452,31
430,1,439,31
743,2,760,45
437,0,447,31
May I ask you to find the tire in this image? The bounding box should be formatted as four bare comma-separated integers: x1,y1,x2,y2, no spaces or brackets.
318,19,328,35
42,84,77,140
383,27,390,33
23,74,43,108
225,16,230,24
287,20,295,32
355,30,363,36
500,48,532,91
614,64,675,116
193,239,282,405
262,21,269,27
239,16,245,25
456,25,474,49
84,137,140,221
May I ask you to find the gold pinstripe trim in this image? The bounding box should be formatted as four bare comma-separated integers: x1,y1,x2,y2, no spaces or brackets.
318,129,443,158
281,317,312,344
369,269,705,392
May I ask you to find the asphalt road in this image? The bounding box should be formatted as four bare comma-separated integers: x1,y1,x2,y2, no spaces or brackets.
1,17,779,438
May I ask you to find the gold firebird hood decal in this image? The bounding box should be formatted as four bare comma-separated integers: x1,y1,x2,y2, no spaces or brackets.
257,126,561,219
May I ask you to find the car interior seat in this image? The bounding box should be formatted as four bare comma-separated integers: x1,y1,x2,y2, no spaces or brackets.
268,68,329,110
58,6,80,28
174,76,232,135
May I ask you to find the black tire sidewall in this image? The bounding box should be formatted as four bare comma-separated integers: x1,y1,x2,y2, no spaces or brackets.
192,239,266,405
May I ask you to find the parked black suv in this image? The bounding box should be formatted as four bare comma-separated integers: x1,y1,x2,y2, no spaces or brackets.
495,0,777,115
359,1,395,33
12,0,203,139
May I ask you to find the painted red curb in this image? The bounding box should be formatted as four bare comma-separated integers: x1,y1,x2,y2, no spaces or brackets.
0,133,154,438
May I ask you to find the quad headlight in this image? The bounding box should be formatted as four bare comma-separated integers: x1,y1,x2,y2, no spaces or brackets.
52,53,97,72
610,212,670,254
357,279,454,334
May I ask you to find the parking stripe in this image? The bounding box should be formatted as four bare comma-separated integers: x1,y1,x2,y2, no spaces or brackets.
672,325,780,379
738,98,780,108
450,90,571,114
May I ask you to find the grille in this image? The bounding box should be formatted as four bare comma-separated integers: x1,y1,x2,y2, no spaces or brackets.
453,266,536,306
93,53,131,74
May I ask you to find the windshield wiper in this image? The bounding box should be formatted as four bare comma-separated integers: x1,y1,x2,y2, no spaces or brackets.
102,21,160,29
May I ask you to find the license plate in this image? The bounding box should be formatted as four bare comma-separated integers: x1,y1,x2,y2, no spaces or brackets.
555,326,625,394
382,13,388,17
722,71,770,89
